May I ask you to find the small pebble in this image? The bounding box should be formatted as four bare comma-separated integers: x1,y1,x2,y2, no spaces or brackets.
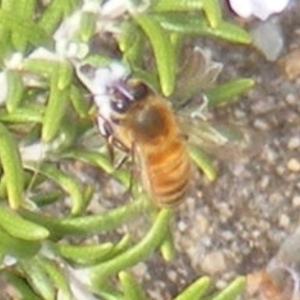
191,214,209,237
233,108,246,119
276,165,285,176
167,270,177,282
292,195,300,207
287,137,300,150
287,158,300,172
252,230,261,239
268,192,284,205
178,220,188,232
222,231,235,241
285,93,297,105
263,146,278,163
201,251,226,275
215,279,227,290
131,262,148,277
279,214,290,228
279,48,300,80
253,118,269,131
260,176,270,189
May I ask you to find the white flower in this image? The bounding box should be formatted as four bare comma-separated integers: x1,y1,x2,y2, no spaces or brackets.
101,0,149,19
5,52,23,69
0,53,24,106
75,61,130,136
75,61,129,97
29,8,90,61
229,0,290,20
101,0,130,18
2,255,17,267
82,0,101,14
53,10,90,59
64,266,98,300
19,142,50,162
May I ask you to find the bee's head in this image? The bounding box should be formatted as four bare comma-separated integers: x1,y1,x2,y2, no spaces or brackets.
108,79,150,115
97,79,151,140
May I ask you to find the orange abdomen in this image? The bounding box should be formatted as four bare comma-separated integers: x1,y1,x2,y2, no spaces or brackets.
144,138,190,207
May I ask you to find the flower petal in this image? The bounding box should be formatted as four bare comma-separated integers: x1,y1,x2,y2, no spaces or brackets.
229,0,253,18
229,0,290,20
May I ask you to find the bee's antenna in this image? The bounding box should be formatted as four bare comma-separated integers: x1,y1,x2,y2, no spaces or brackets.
115,82,134,101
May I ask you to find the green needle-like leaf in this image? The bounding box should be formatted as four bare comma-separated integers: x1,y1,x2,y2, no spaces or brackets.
23,58,59,77
20,196,149,238
37,257,72,300
21,258,56,300
1,0,37,49
188,144,217,182
215,21,251,44
1,0,36,20
0,9,52,47
57,242,115,265
174,276,211,300
25,163,85,216
0,228,41,259
42,64,71,142
206,78,255,107
4,271,41,300
119,22,145,67
152,0,203,11
78,11,97,42
211,277,246,300
0,105,44,123
0,122,25,209
134,15,176,96
63,149,131,187
160,227,176,261
5,70,24,112
90,209,173,282
38,0,79,34
155,13,251,44
202,0,222,28
69,85,91,118
119,271,147,300
0,206,49,240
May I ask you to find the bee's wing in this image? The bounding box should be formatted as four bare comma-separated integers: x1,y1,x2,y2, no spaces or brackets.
172,47,223,108
176,114,260,161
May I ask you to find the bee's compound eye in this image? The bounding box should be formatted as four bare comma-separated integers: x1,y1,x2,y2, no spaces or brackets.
132,82,148,100
110,98,130,114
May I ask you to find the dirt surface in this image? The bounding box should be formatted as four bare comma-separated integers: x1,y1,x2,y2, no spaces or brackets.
126,2,300,299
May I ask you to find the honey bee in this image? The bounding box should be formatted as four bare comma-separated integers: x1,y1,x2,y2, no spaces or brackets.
76,53,250,208
98,79,191,207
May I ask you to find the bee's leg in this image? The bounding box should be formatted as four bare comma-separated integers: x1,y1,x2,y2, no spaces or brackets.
113,155,135,200
107,138,137,198
97,117,119,165
105,132,130,169
123,143,135,197
109,137,130,170
122,142,139,199
106,135,115,165
114,153,129,170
